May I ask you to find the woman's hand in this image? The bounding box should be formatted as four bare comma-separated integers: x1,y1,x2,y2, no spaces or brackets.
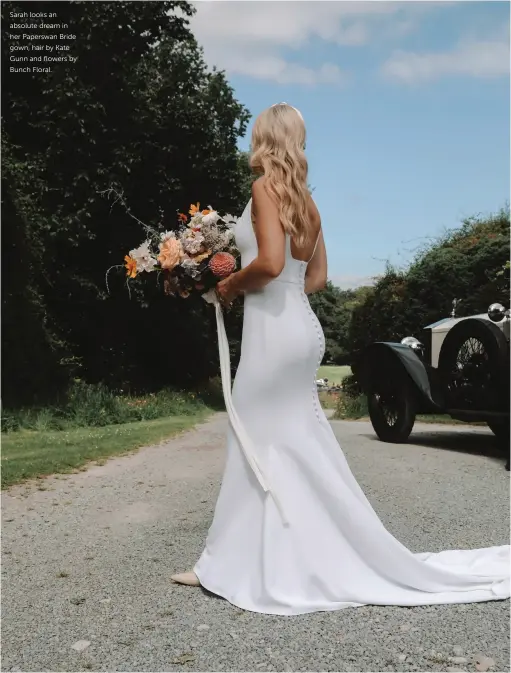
216,274,239,308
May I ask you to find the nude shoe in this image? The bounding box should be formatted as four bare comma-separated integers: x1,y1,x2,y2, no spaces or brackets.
171,571,201,586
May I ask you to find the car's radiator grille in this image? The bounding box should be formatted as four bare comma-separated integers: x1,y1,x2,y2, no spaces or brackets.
422,327,432,366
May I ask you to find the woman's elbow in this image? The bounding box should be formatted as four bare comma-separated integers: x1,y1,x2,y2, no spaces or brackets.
318,274,327,290
262,258,285,279
306,272,327,293
313,276,327,292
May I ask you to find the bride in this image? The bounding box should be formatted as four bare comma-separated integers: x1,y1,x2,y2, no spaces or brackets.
171,103,510,615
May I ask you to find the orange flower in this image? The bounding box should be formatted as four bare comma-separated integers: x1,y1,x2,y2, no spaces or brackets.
189,202,200,215
202,209,211,215
178,212,188,223
209,252,236,278
158,238,183,271
179,289,190,299
124,255,137,279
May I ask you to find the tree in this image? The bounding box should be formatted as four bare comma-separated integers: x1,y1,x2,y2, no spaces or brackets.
308,282,360,364
347,209,510,364
237,151,255,205
2,1,251,405
2,135,72,406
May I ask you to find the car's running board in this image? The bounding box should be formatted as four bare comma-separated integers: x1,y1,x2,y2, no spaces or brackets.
447,409,509,422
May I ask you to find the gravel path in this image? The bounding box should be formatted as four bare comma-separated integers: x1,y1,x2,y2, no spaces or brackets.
2,415,509,672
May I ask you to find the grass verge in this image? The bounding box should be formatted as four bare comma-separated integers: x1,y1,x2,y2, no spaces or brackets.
1,412,210,488
317,365,351,385
318,391,341,410
333,392,486,426
2,378,224,433
333,392,368,419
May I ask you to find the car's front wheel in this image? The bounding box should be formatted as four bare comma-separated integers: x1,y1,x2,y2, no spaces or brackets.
487,418,510,442
368,374,416,443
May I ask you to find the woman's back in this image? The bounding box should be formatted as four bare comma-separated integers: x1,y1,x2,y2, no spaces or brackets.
236,195,322,290
241,176,327,295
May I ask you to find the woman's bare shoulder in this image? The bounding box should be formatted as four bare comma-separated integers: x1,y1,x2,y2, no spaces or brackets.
251,177,282,231
251,176,267,200
307,194,321,226
251,176,279,212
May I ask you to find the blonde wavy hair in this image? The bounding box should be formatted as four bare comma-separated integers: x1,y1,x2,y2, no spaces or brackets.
250,103,311,245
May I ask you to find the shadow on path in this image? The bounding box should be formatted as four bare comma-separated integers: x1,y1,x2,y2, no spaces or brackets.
362,425,509,465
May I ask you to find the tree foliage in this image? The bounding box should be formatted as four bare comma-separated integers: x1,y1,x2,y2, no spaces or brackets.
348,209,510,361
2,0,250,406
308,282,360,364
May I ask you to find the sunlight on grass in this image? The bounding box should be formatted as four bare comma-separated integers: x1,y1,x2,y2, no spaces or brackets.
1,413,210,488
317,365,351,385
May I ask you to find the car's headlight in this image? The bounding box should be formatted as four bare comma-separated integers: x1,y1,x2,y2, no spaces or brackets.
488,303,509,323
401,336,424,351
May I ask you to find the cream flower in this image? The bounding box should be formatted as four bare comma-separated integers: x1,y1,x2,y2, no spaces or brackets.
221,213,238,228
182,230,204,255
129,241,157,273
202,210,220,226
160,230,176,242
181,256,201,278
190,213,204,229
212,230,233,252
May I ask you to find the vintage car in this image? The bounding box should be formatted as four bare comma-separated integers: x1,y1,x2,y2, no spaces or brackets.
354,301,510,468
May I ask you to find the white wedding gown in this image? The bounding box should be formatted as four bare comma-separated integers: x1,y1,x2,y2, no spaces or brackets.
194,199,510,615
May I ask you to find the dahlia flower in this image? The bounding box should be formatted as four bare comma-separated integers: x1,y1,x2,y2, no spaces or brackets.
209,252,236,278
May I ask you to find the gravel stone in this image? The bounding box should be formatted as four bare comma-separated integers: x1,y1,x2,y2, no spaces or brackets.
475,654,497,671
450,656,468,664
2,415,509,672
71,640,91,652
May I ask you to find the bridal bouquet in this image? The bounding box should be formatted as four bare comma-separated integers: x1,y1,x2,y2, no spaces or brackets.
111,197,239,299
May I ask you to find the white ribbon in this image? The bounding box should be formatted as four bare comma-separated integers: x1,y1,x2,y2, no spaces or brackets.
203,290,288,526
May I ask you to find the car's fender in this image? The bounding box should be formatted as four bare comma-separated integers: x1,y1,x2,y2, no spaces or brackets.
354,342,441,410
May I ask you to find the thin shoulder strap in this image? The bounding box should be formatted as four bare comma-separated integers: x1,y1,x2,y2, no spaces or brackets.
308,228,322,263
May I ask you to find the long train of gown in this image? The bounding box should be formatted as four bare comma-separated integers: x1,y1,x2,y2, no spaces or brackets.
194,200,510,616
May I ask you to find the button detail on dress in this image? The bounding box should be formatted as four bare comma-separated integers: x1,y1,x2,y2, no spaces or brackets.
300,269,325,422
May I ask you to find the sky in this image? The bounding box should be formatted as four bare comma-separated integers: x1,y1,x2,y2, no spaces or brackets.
190,1,510,289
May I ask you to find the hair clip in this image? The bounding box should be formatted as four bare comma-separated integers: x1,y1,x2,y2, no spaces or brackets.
270,102,304,121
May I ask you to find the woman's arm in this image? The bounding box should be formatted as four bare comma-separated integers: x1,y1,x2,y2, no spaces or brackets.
216,178,286,304
304,222,327,295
